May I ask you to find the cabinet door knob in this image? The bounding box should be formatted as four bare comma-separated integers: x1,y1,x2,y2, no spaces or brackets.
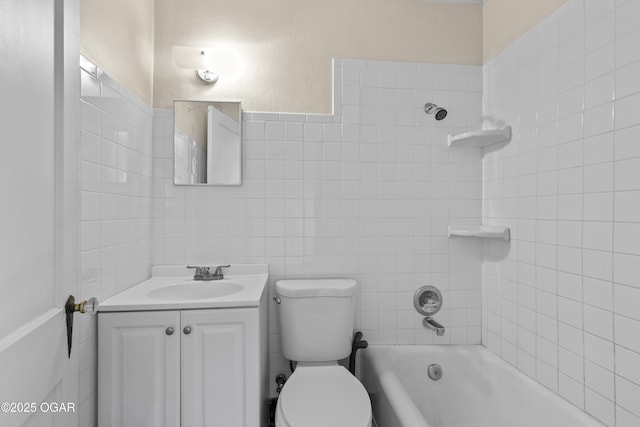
183,326,192,335
165,327,174,336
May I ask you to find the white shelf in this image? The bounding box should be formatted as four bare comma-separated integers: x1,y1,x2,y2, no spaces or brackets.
448,225,511,242
447,126,512,148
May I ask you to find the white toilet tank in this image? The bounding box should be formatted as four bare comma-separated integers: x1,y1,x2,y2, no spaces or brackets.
275,279,358,363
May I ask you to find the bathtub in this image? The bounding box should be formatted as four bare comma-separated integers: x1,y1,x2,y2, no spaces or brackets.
361,345,603,427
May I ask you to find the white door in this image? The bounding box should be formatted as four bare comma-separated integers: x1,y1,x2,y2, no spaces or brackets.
98,311,181,427
0,1,80,426
206,106,241,185
181,308,260,427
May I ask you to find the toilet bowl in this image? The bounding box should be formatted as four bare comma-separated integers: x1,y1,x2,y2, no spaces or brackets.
274,279,372,427
275,364,372,427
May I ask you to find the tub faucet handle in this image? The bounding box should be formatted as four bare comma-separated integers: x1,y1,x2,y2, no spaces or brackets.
422,299,439,309
414,285,443,317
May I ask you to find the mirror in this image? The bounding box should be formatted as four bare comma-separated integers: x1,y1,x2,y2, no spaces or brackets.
173,100,242,185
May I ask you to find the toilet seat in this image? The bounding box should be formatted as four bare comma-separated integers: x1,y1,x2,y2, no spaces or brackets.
276,365,372,427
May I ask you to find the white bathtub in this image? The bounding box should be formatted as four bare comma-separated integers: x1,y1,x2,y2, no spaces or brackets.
361,345,603,427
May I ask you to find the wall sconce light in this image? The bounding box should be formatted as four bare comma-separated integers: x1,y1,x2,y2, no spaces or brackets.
173,46,219,84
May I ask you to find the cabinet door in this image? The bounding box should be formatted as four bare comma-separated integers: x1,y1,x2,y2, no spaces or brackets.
181,308,259,427
98,311,181,427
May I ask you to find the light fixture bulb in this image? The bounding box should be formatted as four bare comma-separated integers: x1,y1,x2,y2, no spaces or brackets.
196,69,219,84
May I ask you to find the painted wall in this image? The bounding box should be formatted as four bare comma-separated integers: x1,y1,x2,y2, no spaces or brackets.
79,0,576,113
483,0,568,62
80,0,155,105
152,0,482,113
483,0,640,425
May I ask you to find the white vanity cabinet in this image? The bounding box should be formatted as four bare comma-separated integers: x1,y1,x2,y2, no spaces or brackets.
181,308,260,427
98,307,264,427
98,311,181,426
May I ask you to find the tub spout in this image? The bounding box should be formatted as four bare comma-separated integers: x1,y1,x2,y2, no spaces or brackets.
423,317,445,336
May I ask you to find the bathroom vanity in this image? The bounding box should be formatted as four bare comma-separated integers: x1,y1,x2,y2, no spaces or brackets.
97,265,269,427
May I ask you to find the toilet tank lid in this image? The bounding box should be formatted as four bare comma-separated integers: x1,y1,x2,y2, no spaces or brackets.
276,279,358,298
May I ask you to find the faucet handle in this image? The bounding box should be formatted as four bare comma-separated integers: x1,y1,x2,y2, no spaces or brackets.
186,265,210,277
213,264,231,276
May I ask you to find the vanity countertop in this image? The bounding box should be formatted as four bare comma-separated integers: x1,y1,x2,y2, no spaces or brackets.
98,264,269,312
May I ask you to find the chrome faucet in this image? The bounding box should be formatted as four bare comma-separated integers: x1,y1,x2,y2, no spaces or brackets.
423,317,445,336
187,265,230,281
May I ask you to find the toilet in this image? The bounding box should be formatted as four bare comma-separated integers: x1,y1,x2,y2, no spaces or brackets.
274,279,372,427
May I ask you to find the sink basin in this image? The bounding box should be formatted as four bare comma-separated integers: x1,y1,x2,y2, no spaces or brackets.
147,281,243,300
97,264,268,312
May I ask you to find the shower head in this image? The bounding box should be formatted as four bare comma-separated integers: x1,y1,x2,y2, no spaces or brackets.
424,103,448,121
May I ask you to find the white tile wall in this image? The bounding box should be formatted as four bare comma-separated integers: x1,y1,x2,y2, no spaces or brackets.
78,56,153,427
152,59,484,393
482,1,640,425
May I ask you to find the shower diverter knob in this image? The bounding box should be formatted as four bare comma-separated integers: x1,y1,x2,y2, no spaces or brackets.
413,286,443,316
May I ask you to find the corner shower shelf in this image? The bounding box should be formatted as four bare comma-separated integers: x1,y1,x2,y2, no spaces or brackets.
448,225,511,242
447,126,512,148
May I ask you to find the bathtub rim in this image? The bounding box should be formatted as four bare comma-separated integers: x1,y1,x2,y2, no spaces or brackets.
361,344,604,427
